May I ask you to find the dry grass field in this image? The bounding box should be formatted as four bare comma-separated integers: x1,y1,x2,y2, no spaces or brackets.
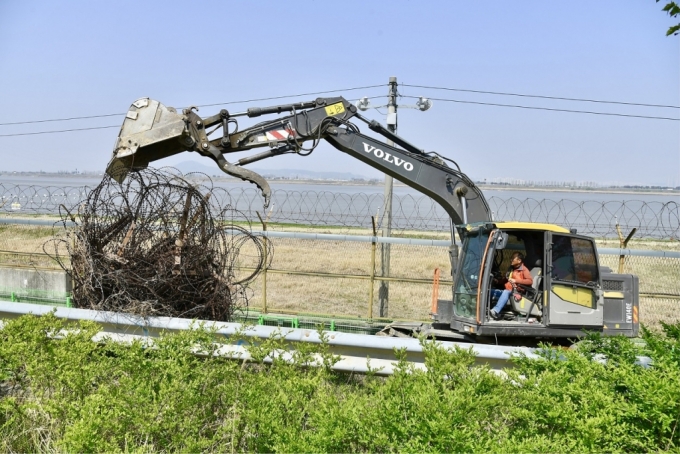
1,220,678,329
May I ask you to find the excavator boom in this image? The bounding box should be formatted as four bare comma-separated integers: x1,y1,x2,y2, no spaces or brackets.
106,96,491,224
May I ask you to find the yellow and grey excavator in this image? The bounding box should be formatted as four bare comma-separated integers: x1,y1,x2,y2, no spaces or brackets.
106,96,639,343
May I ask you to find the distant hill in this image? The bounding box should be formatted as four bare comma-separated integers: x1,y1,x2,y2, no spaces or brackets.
168,161,373,181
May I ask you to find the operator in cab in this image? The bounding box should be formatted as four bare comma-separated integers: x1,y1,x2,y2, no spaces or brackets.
489,252,533,320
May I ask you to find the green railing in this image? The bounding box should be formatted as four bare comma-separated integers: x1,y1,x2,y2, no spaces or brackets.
0,287,71,307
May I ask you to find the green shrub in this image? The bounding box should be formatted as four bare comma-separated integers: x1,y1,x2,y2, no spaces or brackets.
0,314,679,452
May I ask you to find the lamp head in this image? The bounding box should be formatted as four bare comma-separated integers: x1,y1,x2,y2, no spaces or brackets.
417,97,432,112
355,97,371,111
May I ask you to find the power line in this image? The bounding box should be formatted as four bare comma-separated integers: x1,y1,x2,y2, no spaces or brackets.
0,84,387,127
0,97,378,138
0,125,120,137
2,84,677,138
0,113,126,126
401,96,680,121
401,83,680,109
198,84,387,108
3,82,676,128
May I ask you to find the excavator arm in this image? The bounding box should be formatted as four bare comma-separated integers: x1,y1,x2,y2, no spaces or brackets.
106,96,491,225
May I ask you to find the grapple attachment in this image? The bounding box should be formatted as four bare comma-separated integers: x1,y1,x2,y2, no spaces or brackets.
105,98,193,183
106,98,272,207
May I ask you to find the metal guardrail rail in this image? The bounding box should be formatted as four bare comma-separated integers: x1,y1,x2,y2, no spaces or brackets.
0,218,74,226
2,217,678,257
0,300,536,375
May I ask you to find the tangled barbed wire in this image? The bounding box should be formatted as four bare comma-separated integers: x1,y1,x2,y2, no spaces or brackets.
42,169,270,321
2,181,678,239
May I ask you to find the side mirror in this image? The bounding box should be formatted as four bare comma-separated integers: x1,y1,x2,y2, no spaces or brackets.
495,232,509,250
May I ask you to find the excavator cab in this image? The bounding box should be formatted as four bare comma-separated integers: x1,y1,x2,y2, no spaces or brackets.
446,223,545,336
439,222,639,342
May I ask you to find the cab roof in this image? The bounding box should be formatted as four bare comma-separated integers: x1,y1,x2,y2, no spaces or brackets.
462,221,570,233
494,221,570,233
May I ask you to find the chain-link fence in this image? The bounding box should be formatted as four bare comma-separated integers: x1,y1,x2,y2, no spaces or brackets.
2,184,678,239
1,220,678,330
239,233,680,330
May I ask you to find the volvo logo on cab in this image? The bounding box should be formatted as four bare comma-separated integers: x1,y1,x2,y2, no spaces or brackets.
362,142,414,171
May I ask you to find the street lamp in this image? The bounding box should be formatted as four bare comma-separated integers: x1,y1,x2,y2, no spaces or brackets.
354,96,433,112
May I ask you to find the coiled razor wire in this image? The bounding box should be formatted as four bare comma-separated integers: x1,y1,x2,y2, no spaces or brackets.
41,169,271,321
2,181,678,239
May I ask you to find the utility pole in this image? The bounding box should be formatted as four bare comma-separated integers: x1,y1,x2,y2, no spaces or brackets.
355,77,431,318
379,76,398,318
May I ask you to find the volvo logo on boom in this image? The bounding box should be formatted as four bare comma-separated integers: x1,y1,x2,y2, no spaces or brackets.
362,142,414,171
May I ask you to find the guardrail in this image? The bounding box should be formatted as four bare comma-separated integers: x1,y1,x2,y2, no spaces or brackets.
0,300,536,375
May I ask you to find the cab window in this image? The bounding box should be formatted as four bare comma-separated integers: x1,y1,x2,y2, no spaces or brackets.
493,233,526,275
453,229,489,318
551,235,598,284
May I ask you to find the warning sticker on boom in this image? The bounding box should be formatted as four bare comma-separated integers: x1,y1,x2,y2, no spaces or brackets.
325,102,345,116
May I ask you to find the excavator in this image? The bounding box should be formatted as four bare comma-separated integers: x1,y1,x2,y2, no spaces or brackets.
106,96,639,344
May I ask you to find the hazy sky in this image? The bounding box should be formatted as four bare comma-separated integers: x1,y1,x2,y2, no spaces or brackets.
1,1,678,186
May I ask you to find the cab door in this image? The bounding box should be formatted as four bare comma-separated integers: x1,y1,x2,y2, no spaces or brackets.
545,233,603,327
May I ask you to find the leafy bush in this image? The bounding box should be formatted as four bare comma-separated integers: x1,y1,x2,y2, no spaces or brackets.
0,313,679,452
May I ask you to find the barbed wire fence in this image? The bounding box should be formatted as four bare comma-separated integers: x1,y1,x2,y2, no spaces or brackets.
1,183,678,240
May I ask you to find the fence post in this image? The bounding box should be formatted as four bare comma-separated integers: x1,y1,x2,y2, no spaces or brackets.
369,216,377,319
616,223,637,274
431,268,440,316
257,212,268,314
